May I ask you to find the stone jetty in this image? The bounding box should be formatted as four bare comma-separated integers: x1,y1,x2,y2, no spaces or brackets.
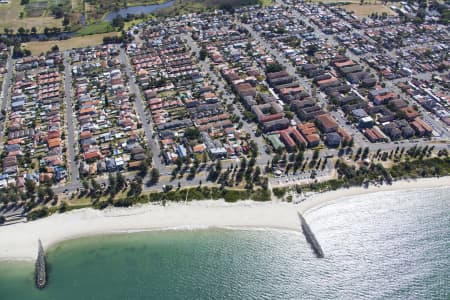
298,212,324,258
35,239,47,289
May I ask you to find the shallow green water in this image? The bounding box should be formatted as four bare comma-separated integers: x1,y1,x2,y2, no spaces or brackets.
0,187,449,299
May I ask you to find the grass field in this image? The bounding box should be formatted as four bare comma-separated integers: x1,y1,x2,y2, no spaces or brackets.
309,0,396,17
343,3,396,16
0,0,62,32
260,0,274,6
75,21,116,36
23,32,120,54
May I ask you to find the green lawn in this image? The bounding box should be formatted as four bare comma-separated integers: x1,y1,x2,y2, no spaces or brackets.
76,22,116,36
259,0,274,6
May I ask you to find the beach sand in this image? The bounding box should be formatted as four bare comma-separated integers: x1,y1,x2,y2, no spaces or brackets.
0,176,448,261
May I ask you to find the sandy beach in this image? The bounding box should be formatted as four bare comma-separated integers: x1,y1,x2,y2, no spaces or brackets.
0,176,449,261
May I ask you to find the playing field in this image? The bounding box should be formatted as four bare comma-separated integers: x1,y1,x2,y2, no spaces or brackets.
0,0,63,32
311,0,381,3
23,32,120,54
343,3,396,16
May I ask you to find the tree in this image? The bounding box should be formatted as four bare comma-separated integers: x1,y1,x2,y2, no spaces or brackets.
199,48,207,61
129,177,143,196
219,3,235,14
116,172,126,191
25,179,36,199
138,159,149,178
108,173,116,194
215,159,222,173
240,157,247,170
82,179,89,191
51,45,59,52
306,44,319,56
312,149,320,161
13,45,24,59
265,63,284,73
112,15,125,29
362,147,370,160
31,27,37,34
62,15,70,26
59,201,68,213
184,127,200,140
249,157,256,168
52,6,64,18
45,186,55,201
37,186,45,202
149,168,160,185
0,215,5,224
90,178,100,196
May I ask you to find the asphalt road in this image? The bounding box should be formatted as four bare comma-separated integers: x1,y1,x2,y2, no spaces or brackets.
63,53,80,190
119,48,165,171
183,33,272,166
0,47,13,149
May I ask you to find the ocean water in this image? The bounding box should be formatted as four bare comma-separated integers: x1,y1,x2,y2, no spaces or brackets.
0,187,449,300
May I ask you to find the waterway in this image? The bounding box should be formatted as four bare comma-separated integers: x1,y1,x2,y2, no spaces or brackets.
104,1,175,22
0,187,449,299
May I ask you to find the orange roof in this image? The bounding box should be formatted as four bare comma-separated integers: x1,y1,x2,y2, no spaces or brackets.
47,131,60,139
161,139,174,145
305,133,320,143
334,60,354,68
40,173,53,182
193,144,206,153
128,161,143,168
7,138,22,145
84,151,100,160
79,107,95,115
48,138,61,148
317,77,338,86
80,131,92,139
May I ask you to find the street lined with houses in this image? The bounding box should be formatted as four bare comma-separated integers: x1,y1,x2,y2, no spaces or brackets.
0,1,448,219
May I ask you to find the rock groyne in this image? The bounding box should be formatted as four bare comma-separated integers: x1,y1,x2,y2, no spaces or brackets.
35,239,47,289
298,212,324,258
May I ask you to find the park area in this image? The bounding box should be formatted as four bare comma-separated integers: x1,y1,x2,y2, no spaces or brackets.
22,32,119,54
0,0,62,32
0,0,84,33
343,3,396,16
311,0,396,17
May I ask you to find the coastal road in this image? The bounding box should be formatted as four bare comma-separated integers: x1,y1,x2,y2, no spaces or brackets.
119,48,165,171
63,53,80,190
0,46,14,149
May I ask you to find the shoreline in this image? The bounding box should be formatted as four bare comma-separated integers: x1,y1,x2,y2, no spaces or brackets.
298,176,450,214
0,176,449,261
